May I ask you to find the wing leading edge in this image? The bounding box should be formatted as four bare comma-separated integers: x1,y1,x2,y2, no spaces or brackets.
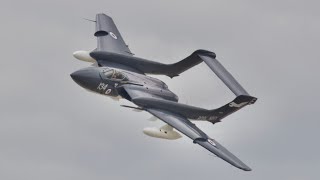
146,108,252,171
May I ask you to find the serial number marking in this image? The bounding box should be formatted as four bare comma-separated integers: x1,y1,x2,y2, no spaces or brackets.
197,116,207,120
229,102,248,108
197,116,217,120
97,83,112,95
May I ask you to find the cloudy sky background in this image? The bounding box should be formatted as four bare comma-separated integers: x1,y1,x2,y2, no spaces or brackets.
1,0,319,179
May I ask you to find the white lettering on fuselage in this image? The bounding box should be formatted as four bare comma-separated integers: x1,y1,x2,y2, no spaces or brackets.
97,82,108,91
105,89,112,94
97,83,113,95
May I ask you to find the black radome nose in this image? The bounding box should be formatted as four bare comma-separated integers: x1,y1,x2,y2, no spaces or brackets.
70,71,82,82
70,67,101,90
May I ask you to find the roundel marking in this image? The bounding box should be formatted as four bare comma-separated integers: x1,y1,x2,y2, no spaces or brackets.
109,32,118,39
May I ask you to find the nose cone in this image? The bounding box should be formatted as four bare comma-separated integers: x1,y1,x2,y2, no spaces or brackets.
70,67,101,91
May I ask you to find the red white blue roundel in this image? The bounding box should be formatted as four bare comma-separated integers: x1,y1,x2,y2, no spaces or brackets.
109,32,117,39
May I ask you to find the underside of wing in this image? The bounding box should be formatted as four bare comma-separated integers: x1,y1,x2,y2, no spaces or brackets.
146,108,252,171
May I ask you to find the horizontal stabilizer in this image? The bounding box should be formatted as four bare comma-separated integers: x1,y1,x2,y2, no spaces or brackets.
200,54,248,96
169,50,250,96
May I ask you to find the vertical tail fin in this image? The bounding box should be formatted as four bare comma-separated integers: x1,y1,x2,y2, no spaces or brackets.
94,13,133,55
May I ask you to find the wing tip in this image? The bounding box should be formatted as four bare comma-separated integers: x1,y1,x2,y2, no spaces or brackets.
243,167,252,171
237,164,252,171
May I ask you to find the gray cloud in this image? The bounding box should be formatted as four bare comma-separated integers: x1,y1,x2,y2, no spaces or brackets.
0,0,319,179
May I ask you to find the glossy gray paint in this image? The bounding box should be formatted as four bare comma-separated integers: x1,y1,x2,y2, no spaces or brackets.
71,13,257,171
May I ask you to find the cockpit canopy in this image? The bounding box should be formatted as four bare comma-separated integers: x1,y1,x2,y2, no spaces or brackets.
100,68,128,81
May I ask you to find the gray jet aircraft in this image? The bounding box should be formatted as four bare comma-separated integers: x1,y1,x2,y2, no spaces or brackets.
71,13,257,171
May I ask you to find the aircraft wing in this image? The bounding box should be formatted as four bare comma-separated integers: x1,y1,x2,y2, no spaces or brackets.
146,108,251,171
118,80,252,171
94,13,133,56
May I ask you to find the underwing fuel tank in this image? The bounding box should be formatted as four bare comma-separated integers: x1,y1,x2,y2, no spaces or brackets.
73,51,96,63
143,126,182,140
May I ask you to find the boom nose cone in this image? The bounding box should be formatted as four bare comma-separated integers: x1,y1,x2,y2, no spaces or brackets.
70,71,81,82
70,67,101,90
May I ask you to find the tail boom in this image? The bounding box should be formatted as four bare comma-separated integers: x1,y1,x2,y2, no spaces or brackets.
131,95,256,123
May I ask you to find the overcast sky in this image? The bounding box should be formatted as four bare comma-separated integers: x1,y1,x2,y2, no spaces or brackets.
1,0,319,179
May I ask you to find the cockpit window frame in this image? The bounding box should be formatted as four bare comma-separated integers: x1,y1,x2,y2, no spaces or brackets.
100,68,128,81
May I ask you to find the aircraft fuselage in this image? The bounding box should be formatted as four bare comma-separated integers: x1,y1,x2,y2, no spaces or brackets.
71,67,178,102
